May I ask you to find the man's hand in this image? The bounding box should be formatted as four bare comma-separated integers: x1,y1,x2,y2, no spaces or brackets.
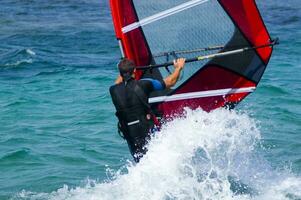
173,58,186,70
164,58,186,88
115,75,123,84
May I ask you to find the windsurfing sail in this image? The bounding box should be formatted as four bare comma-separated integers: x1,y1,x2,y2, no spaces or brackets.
109,0,276,116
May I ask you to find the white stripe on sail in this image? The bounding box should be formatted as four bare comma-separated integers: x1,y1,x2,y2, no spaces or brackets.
149,87,256,103
122,0,209,33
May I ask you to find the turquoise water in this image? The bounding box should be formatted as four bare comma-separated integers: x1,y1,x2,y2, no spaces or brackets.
0,0,300,199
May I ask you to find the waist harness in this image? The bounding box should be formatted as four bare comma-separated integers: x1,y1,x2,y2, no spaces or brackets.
113,82,155,140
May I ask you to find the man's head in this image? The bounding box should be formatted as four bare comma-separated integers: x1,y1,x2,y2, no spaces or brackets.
118,58,135,81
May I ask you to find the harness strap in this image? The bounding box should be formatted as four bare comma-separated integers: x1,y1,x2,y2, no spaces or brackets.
127,120,140,126
133,83,160,126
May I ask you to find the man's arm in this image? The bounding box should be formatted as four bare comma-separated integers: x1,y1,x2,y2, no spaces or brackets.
164,58,186,89
115,75,123,84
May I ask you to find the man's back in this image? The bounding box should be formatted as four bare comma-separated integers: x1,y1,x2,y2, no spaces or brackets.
110,78,165,111
109,58,185,162
110,78,162,161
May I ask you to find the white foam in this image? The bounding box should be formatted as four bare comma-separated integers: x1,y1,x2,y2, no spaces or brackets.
26,49,36,56
4,59,33,67
16,108,301,200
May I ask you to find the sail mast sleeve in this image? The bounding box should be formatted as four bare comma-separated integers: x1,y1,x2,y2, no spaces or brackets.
109,0,152,79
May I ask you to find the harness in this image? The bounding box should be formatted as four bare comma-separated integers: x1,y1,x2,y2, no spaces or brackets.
112,80,158,140
132,83,160,126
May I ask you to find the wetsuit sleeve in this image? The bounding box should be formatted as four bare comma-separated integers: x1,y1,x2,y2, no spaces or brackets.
140,78,166,91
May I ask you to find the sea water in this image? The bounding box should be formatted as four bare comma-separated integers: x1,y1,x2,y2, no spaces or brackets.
0,0,300,199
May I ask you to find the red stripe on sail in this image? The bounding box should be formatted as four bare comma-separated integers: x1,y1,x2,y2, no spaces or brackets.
109,0,151,79
218,0,272,64
158,66,256,115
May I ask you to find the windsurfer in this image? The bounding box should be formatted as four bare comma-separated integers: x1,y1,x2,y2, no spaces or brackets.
110,57,185,162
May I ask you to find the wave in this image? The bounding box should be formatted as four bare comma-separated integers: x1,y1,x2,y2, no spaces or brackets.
3,59,33,67
0,48,36,68
12,109,301,200
0,149,31,162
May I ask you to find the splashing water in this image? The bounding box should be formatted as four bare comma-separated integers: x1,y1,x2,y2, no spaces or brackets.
14,109,301,200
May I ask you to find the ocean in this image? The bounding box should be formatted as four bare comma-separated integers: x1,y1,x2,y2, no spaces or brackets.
0,0,300,199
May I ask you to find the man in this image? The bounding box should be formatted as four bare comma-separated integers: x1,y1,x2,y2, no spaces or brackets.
110,57,185,162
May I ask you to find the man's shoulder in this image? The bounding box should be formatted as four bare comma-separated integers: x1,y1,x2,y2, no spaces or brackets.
139,78,165,91
138,78,153,87
138,78,156,85
139,78,155,82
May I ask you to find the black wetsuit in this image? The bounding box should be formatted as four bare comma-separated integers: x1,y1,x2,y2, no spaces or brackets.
110,78,165,162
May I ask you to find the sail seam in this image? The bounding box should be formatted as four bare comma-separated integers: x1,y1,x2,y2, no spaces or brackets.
149,87,255,103
122,0,209,33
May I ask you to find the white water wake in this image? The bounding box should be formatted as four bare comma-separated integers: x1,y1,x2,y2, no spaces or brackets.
16,108,301,200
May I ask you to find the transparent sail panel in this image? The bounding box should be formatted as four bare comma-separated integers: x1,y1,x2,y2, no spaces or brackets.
132,0,235,89
132,0,198,20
